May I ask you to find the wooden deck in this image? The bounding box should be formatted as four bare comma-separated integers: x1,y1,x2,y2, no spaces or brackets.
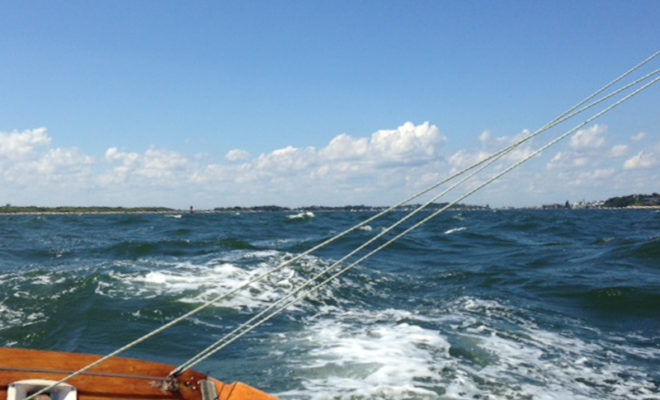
0,348,277,400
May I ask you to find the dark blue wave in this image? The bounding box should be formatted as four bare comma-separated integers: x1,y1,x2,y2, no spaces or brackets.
1,210,658,398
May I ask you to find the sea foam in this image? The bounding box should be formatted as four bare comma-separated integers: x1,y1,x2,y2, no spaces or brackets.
274,297,660,399
100,250,339,312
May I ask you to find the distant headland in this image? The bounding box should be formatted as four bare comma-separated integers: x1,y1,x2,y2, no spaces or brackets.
534,193,660,210
1,193,658,215
0,206,176,215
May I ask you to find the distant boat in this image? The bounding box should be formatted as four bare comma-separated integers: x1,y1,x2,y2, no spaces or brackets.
1,51,657,400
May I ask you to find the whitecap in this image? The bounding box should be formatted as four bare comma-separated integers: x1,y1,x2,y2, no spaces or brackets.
438,297,660,400
274,297,660,399
100,252,338,312
274,308,448,399
287,211,315,220
0,303,45,334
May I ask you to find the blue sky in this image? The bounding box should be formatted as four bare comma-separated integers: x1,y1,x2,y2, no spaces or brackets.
1,1,658,208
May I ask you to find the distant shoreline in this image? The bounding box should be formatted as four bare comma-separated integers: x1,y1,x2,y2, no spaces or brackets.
0,210,177,216
3,193,658,215
0,207,175,215
1,205,658,216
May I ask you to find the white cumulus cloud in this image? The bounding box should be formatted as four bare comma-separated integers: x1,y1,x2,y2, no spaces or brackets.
0,127,52,160
581,168,615,180
369,121,445,163
319,122,445,165
188,121,448,205
319,133,368,161
479,130,492,144
631,132,647,142
101,148,141,184
546,152,563,169
225,149,251,162
255,145,316,173
623,151,655,170
573,157,588,167
448,149,489,171
609,144,629,158
1,122,657,208
570,124,606,150
101,147,190,184
139,148,188,179
3,146,93,186
105,147,140,166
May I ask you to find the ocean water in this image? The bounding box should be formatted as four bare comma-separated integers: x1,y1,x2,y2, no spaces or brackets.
0,210,659,399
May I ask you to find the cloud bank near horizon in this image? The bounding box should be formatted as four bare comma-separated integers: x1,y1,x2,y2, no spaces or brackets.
0,122,657,208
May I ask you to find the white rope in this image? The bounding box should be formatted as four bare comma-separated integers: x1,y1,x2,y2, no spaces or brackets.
171,69,660,375
18,124,501,400
170,58,660,375
20,129,490,400
172,146,507,374
171,75,660,375
22,50,660,400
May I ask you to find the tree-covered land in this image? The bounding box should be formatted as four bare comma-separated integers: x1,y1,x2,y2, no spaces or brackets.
603,193,660,208
2,193,658,214
0,205,174,214
214,203,489,213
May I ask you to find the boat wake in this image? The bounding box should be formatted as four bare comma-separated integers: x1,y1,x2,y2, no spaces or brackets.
274,297,659,400
2,210,659,399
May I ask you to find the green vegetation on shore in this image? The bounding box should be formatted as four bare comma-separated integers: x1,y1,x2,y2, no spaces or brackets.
213,203,489,213
602,193,660,208
2,193,658,214
0,205,174,214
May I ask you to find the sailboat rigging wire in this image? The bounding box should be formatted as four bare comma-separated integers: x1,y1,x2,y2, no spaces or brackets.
22,50,660,400
173,141,523,374
170,73,660,376
169,70,649,373
172,147,508,375
168,64,660,374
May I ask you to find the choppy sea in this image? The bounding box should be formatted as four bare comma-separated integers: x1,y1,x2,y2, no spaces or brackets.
1,209,659,399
